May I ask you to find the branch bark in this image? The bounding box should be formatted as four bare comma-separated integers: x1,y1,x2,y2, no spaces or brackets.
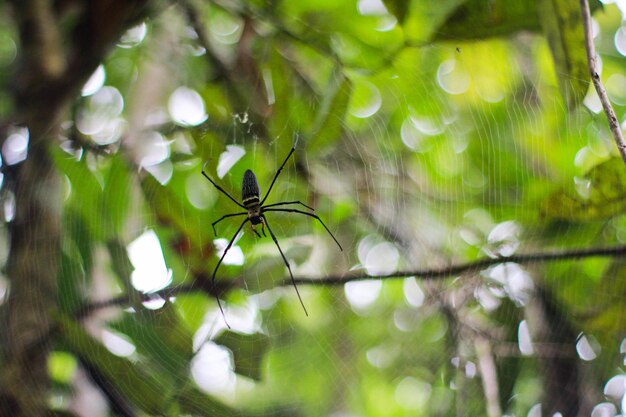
288,244,626,285
74,244,626,317
0,143,61,417
579,0,626,164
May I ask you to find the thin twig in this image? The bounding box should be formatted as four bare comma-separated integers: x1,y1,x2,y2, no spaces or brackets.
178,0,231,81
289,244,626,285
75,244,626,316
580,0,626,164
475,337,502,417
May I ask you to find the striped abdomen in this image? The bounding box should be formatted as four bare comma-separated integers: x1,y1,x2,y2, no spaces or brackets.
242,169,261,208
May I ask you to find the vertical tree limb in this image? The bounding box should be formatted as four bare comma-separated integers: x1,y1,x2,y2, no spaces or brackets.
0,2,154,415
475,337,502,417
0,142,61,417
527,286,594,416
579,0,626,164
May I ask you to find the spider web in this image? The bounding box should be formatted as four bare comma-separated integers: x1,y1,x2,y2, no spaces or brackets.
9,2,626,417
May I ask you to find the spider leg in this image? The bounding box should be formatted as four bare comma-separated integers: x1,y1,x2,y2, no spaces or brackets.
212,217,249,328
202,162,246,209
262,200,315,211
212,212,247,235
260,145,296,206
262,215,308,316
263,208,343,251
250,222,262,238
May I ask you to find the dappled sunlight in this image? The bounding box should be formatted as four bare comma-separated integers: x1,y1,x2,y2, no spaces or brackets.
484,263,534,306
77,86,126,145
615,25,626,56
451,357,477,378
344,279,381,311
214,237,245,266
2,127,28,165
127,230,172,293
576,334,600,361
191,343,236,399
357,235,399,276
604,374,626,401
349,79,382,119
486,220,521,257
118,23,147,48
394,377,432,411
137,131,170,166
208,9,243,45
217,145,245,179
168,86,208,127
403,277,425,308
518,320,534,356
437,59,470,95
101,329,136,358
81,65,105,97
186,172,216,209
366,343,399,369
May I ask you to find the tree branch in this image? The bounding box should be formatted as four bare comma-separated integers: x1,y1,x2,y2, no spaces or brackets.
580,0,626,164
9,0,65,79
289,244,626,285
0,2,156,415
475,337,502,417
177,0,270,139
75,244,626,316
0,144,61,417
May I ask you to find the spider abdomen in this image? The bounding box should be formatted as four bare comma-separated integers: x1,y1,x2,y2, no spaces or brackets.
249,215,263,225
242,169,260,208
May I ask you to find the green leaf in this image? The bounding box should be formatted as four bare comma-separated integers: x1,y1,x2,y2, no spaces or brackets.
491,300,524,412
48,351,78,384
539,0,590,110
103,155,132,236
382,0,409,24
140,173,217,275
244,256,286,293
106,239,142,299
308,71,352,153
113,303,194,382
176,385,240,417
52,149,105,240
58,250,85,314
175,293,213,332
57,315,170,415
215,331,270,381
59,210,92,314
141,174,205,248
433,0,541,41
244,244,311,293
169,152,198,163
541,158,626,221
583,259,626,335
65,207,94,273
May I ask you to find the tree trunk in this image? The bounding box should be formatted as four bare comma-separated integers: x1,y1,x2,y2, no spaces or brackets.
0,139,61,417
0,1,153,415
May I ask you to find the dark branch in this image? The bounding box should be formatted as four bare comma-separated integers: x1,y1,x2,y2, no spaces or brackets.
288,244,626,285
75,244,626,316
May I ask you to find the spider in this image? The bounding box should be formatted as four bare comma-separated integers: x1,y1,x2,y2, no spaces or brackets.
202,144,343,326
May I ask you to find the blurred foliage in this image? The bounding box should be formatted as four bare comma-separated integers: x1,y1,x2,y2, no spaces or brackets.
4,0,626,416
542,157,626,220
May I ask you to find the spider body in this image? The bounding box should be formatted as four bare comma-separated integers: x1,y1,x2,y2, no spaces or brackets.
242,170,266,236
201,144,342,327
242,169,261,207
